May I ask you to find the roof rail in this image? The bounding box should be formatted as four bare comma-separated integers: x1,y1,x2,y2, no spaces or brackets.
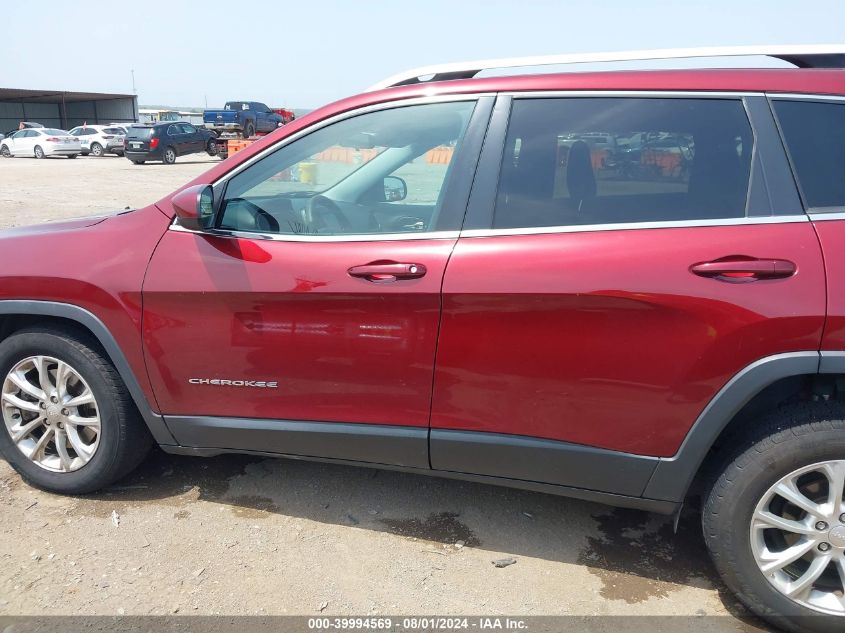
367,44,845,92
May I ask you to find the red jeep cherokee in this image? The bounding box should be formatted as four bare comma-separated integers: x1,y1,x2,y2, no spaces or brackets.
1,46,844,632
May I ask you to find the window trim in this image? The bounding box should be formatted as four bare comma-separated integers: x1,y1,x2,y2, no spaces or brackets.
459,214,808,239
769,95,845,214
173,94,494,243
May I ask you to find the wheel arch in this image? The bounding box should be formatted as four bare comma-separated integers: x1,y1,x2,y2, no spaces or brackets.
643,352,825,503
0,300,175,445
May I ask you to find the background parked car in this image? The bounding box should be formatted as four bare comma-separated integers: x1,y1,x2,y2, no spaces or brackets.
68,125,128,157
0,128,81,158
124,122,217,164
0,122,44,143
203,101,283,138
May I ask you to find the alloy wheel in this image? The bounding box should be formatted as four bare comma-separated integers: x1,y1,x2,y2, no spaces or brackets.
750,460,845,615
1,355,100,472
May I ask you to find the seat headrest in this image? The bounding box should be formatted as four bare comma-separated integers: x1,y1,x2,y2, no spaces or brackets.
566,140,597,205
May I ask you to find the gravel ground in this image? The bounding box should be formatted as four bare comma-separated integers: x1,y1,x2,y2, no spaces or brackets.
0,154,770,630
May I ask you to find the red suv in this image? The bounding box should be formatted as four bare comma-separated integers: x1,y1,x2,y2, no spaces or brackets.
1,46,844,632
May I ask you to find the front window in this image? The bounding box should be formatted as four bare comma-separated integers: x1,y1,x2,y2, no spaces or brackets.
217,100,476,236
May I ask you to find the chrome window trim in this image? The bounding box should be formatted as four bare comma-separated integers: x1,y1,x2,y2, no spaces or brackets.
459,215,809,238
169,221,460,243
504,90,764,98
769,93,845,103
808,210,845,221
210,93,493,188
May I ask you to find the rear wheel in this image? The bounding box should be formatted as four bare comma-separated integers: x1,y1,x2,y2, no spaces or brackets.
162,146,176,165
33,145,44,159
0,328,152,494
90,142,104,157
704,402,845,633
242,122,255,139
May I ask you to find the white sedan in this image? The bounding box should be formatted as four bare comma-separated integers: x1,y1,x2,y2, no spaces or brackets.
0,128,82,158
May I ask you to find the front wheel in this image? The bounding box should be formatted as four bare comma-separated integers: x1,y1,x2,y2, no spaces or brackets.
0,145,10,158
704,402,845,633
33,145,44,159
0,328,152,494
206,138,218,156
66,154,78,159
162,146,176,164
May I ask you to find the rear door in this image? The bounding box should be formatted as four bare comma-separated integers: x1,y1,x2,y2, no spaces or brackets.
143,97,491,465
179,123,202,153
166,124,187,154
430,94,825,495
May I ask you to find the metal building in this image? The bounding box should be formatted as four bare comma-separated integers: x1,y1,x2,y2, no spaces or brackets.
0,88,138,134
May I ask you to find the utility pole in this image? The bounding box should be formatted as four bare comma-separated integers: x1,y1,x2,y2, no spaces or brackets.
131,69,136,95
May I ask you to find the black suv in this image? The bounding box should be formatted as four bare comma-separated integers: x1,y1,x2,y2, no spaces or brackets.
124,122,217,165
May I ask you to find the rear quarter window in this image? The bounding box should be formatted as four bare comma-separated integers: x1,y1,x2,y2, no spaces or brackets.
773,99,845,211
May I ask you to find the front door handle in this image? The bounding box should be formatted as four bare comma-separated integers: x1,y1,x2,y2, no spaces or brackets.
348,262,427,283
690,257,796,282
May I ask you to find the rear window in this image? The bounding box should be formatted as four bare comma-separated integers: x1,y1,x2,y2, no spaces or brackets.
41,129,67,136
493,97,753,229
224,102,248,111
127,127,154,139
773,100,845,210
103,127,125,135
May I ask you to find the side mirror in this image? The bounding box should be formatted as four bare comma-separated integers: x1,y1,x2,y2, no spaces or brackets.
171,184,214,231
383,176,407,202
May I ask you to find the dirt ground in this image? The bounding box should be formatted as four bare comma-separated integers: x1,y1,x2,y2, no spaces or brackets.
0,154,769,630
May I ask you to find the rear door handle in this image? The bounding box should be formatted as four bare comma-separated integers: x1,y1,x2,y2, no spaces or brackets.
348,262,427,283
690,257,796,282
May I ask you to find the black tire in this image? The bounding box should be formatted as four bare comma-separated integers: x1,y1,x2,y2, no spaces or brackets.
242,122,255,139
206,138,218,156
33,145,44,159
703,401,845,633
0,328,152,494
67,154,78,159
130,159,145,165
0,145,10,158
162,146,176,165
90,142,104,157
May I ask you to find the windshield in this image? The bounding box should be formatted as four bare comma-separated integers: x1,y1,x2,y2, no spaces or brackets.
126,127,154,139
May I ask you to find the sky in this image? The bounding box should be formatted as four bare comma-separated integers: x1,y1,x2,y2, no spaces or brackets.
3,0,844,109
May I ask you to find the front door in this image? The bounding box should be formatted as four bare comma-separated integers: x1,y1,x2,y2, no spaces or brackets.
429,95,826,493
143,97,489,466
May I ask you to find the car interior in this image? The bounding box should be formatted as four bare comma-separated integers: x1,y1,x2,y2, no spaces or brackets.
216,102,474,236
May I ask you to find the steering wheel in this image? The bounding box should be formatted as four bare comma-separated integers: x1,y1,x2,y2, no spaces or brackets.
305,195,352,233
227,198,280,233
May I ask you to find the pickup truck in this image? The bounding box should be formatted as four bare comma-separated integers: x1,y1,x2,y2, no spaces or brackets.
202,101,283,138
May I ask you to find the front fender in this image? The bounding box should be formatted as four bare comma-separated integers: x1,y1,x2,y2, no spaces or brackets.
0,300,174,444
